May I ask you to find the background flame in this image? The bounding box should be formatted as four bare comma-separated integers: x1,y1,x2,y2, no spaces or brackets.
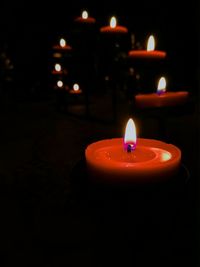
55,64,61,72
82,11,88,19
157,77,166,92
110,17,117,28
60,38,66,47
73,83,79,91
147,35,155,51
57,80,63,88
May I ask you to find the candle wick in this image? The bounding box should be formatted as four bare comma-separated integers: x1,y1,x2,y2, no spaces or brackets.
127,144,133,153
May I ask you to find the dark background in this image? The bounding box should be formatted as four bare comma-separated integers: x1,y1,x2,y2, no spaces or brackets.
0,0,199,266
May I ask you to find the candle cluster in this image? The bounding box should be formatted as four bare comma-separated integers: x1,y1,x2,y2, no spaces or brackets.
49,9,189,184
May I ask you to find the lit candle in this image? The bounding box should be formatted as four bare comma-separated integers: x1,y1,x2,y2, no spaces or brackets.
54,80,69,91
85,118,181,184
129,35,166,59
69,83,82,94
75,10,96,23
53,38,72,51
135,77,189,108
51,63,63,74
100,16,128,34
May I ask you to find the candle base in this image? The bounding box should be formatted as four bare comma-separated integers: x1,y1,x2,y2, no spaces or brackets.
70,158,191,266
70,157,189,189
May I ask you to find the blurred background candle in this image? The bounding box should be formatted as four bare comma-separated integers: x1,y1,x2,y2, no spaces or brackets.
129,35,166,59
69,83,82,94
135,77,189,108
53,38,72,51
100,16,128,34
75,10,96,23
51,63,63,75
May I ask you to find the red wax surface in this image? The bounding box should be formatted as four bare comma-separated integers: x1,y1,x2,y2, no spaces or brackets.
69,89,82,94
75,17,96,23
52,45,72,51
100,26,128,34
85,138,181,184
51,70,68,75
128,50,166,59
135,92,189,108
51,70,63,75
54,85,69,91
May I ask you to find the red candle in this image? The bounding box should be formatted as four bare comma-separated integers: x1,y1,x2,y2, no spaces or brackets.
51,63,64,75
53,38,72,51
129,35,166,59
69,83,82,94
135,77,189,108
100,16,128,34
85,118,181,184
75,10,96,24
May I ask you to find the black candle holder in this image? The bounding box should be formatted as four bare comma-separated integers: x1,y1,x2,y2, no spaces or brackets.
131,99,195,141
69,157,191,265
70,157,190,212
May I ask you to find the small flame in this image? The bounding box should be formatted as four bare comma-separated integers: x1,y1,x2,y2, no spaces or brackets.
124,118,137,152
55,63,61,72
110,16,117,28
147,35,155,51
73,83,79,91
157,77,166,95
60,38,66,47
82,10,88,19
57,80,63,88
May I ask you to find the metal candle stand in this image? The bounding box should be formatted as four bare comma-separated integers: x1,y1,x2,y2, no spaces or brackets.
98,33,129,122
69,157,190,265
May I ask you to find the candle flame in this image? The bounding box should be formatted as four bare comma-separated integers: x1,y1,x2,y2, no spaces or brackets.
60,38,66,47
124,118,137,152
82,10,88,19
110,16,117,28
147,35,155,51
157,77,166,95
73,83,79,91
55,63,61,72
57,80,63,88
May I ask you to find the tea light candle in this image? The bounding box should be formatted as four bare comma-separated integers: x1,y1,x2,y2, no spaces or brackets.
51,63,63,75
100,16,128,34
129,35,166,59
69,83,82,94
75,10,96,24
135,77,189,108
54,80,69,91
53,38,72,51
85,118,181,184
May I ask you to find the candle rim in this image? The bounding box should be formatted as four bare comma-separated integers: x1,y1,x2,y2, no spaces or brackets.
86,137,181,169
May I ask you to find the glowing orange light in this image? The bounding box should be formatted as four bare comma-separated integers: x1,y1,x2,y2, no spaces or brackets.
157,77,166,95
60,38,66,47
57,80,63,88
110,16,117,28
73,83,79,91
82,10,88,19
55,63,61,72
124,118,137,152
147,35,155,51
